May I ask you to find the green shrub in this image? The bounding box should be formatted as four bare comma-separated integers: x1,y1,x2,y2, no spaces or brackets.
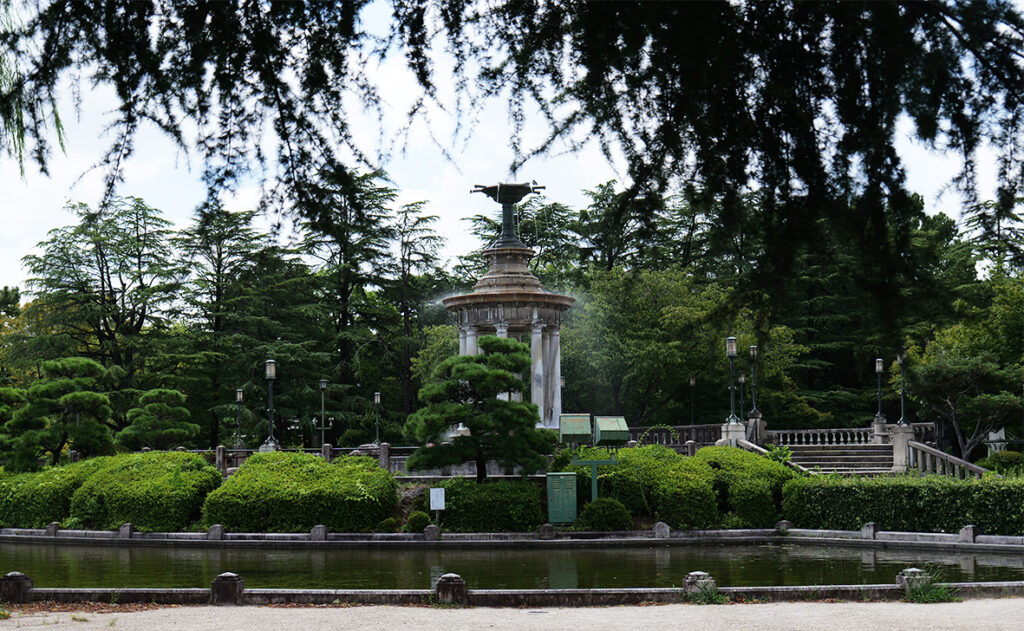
202,452,397,533
70,452,221,532
728,478,776,527
559,445,718,530
782,475,1024,535
0,457,114,528
376,516,399,532
440,478,543,532
692,446,796,518
578,498,632,530
403,511,431,533
976,451,1023,474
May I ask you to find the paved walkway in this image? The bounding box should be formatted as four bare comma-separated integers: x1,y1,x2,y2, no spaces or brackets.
3,600,1023,631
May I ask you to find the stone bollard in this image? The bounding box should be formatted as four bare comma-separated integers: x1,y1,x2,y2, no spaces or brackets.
423,525,440,541
119,523,136,539
625,440,639,448
653,522,670,539
321,443,332,462
176,446,187,452
959,524,980,543
774,520,793,534
890,424,915,473
311,525,327,542
141,447,151,453
208,524,224,541
538,523,556,540
210,572,245,605
215,445,226,473
435,573,467,605
684,440,697,458
897,567,929,591
0,572,33,603
861,522,879,540
46,522,60,537
68,450,79,463
379,442,391,471
684,571,716,594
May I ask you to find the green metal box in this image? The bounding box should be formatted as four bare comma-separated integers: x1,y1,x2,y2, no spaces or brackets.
559,414,592,444
546,472,577,524
594,416,629,445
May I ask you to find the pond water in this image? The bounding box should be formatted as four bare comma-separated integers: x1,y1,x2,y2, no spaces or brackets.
2,542,1022,589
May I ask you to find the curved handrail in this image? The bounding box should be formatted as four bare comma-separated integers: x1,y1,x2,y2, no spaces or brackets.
907,440,993,479
737,439,810,474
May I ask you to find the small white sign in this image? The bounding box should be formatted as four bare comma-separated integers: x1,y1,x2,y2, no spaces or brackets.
429,487,445,511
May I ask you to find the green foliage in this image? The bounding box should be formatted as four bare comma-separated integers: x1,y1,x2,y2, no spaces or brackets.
765,444,792,465
116,389,200,451
403,510,431,533
692,446,796,520
376,516,399,533
903,566,960,604
405,336,549,482
0,457,113,527
439,478,544,532
976,451,1024,474
782,476,1024,535
578,498,632,531
727,478,776,528
687,581,728,605
201,452,397,533
560,445,718,530
69,452,221,532
1,357,114,471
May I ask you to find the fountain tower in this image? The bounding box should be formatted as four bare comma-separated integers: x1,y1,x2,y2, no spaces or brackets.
442,182,574,428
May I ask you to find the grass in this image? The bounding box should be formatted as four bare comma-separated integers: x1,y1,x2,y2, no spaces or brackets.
687,581,728,605
902,565,960,604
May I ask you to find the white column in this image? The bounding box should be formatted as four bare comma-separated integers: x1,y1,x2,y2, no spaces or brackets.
495,323,509,401
551,327,562,429
542,330,553,427
458,327,467,356
530,323,545,425
465,326,478,355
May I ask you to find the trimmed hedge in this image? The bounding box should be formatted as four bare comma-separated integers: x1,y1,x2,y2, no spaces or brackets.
692,446,796,524
70,452,222,531
439,478,544,532
782,475,1024,535
0,457,114,528
579,497,631,530
201,452,397,532
560,445,718,530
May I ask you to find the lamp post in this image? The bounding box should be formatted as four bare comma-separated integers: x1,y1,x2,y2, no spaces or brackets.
261,359,279,451
726,337,740,424
749,345,760,416
875,358,885,419
318,379,329,447
234,388,245,448
738,372,746,420
374,391,381,444
689,375,696,425
897,352,908,426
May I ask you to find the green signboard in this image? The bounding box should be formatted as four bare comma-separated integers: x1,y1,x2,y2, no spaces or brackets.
559,414,592,444
594,416,629,445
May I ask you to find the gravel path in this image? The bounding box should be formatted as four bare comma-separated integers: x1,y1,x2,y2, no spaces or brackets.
3,600,1023,631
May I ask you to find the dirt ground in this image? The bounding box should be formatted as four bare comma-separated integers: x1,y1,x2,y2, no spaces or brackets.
2,599,1023,631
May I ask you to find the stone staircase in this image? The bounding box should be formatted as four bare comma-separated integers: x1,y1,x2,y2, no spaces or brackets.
787,444,894,475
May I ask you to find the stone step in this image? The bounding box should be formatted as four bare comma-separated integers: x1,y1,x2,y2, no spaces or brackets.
787,445,891,451
787,448,892,456
791,454,894,461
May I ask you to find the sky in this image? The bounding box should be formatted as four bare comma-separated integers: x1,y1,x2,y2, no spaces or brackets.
0,7,1001,293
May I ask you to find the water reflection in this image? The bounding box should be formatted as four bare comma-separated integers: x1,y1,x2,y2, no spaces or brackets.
1,542,1022,589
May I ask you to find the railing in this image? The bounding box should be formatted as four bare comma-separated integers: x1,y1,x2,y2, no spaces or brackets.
737,439,810,474
764,427,873,446
911,422,936,445
907,441,991,479
629,423,722,448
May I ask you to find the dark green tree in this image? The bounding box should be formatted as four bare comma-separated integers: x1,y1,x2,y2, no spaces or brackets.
116,389,199,451
404,336,549,483
0,357,112,471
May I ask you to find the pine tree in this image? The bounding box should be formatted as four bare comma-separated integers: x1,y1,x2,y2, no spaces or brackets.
116,389,199,451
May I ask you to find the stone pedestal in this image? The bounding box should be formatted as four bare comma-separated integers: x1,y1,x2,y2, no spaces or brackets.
891,425,915,473
210,572,245,605
959,524,980,543
538,523,556,540
207,524,224,541
0,572,33,602
46,522,60,536
119,523,135,539
716,422,746,447
423,525,440,541
872,413,888,444
321,443,332,462
310,525,327,541
897,567,929,590
861,522,879,540
435,573,467,605
684,571,716,594
653,522,670,539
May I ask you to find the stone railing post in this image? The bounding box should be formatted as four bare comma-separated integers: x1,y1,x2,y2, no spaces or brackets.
716,422,745,447
891,425,915,473
435,573,467,605
872,413,888,445
215,445,226,473
119,523,136,539
0,572,33,603
684,571,716,595
321,443,332,462
378,442,391,471
747,411,766,445
208,524,224,541
211,572,245,605
685,440,697,457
